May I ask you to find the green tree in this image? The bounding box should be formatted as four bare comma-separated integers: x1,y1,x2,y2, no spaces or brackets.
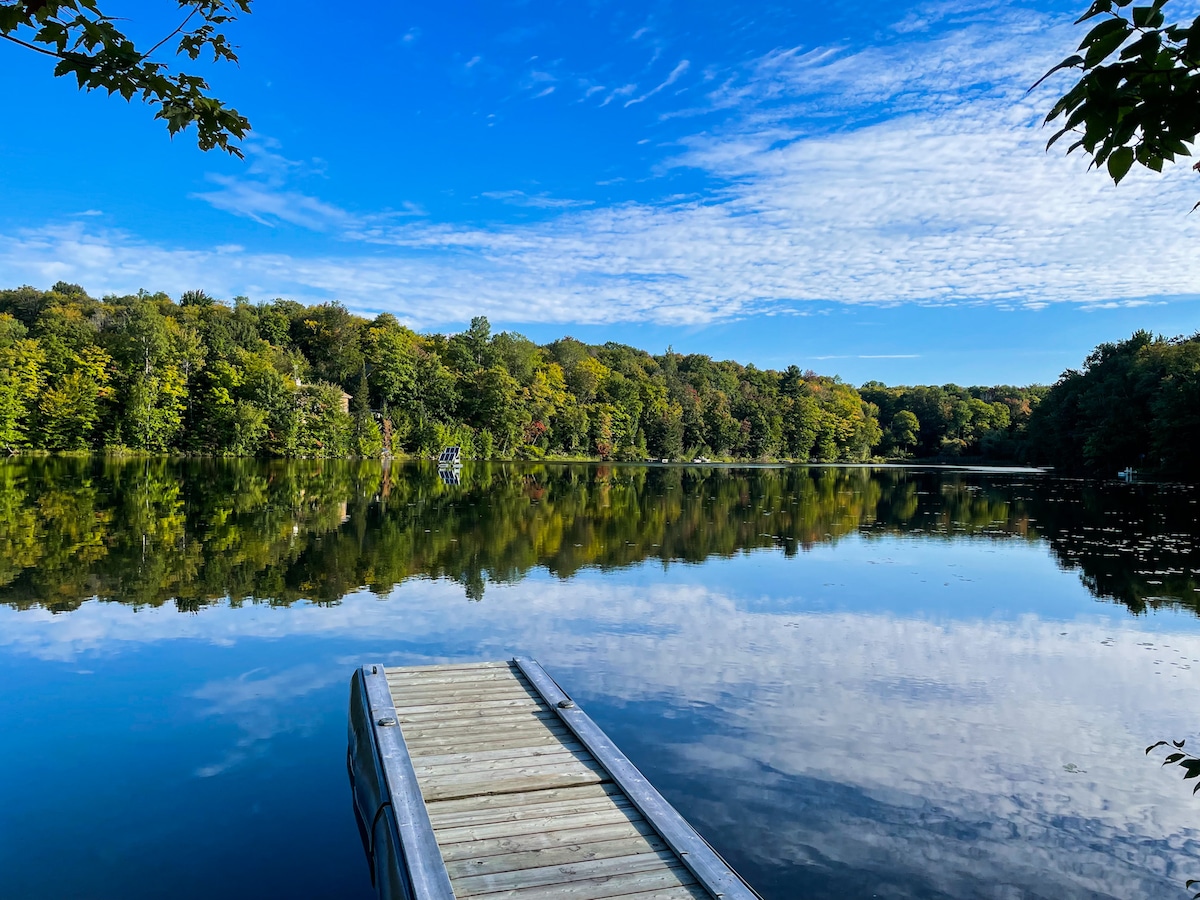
0,315,44,451
1,1,252,155
468,366,528,456
447,316,495,374
39,345,113,449
890,409,920,456
1150,338,1200,471
1026,330,1200,475
350,374,383,457
292,302,364,386
782,393,821,459
296,381,351,457
365,320,418,410
107,299,187,450
196,357,269,454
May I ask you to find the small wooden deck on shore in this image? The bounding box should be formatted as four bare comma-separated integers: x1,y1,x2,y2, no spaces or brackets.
348,658,760,900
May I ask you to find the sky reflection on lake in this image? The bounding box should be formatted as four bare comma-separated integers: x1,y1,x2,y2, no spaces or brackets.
2,463,1200,899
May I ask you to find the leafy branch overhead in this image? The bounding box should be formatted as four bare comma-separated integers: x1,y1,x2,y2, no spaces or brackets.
1039,0,1200,191
0,1,251,156
1145,738,1200,898
1146,738,1200,792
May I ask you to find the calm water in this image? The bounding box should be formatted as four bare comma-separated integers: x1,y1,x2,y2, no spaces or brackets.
2,459,1200,900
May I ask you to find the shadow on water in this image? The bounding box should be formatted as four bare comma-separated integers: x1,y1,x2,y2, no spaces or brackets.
0,457,1197,616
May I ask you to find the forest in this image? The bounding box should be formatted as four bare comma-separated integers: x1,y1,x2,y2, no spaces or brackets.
0,283,1195,474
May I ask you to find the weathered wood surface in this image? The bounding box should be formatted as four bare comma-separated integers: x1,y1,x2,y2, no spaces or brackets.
379,659,757,900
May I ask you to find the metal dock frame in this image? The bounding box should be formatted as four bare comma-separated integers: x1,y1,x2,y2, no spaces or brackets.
349,664,456,900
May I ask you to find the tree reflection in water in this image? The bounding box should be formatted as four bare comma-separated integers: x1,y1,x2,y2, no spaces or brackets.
0,458,1196,615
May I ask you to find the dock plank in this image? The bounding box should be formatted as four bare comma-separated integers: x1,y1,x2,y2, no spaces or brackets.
395,697,544,717
581,887,709,900
419,757,608,788
411,741,588,769
454,859,697,899
437,819,656,861
389,687,542,706
414,749,595,777
386,670,527,687
403,731,571,756
445,833,668,879
421,771,609,803
450,848,681,894
403,730,573,755
427,796,637,831
460,867,700,900
403,718,570,738
433,806,646,845
424,782,623,816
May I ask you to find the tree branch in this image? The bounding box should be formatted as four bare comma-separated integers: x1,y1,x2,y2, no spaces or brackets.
0,30,64,59
142,6,201,60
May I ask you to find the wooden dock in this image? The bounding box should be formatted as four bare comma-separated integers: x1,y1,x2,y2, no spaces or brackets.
348,658,760,900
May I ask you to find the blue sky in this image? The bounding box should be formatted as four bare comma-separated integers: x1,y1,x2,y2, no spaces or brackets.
2,0,1199,385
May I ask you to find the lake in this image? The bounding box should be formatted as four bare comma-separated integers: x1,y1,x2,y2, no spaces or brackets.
2,458,1199,900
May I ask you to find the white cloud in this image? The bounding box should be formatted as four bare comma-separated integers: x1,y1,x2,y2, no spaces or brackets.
815,354,922,360
480,190,593,209
522,69,557,99
599,83,637,107
189,137,424,231
5,8,1200,327
192,175,356,230
625,59,690,107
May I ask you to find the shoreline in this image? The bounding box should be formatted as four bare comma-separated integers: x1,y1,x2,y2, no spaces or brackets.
2,449,1048,473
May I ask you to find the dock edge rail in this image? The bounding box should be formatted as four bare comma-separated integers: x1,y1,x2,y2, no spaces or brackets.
513,656,763,900
349,664,456,900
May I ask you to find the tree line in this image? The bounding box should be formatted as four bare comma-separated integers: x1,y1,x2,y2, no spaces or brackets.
0,284,1195,473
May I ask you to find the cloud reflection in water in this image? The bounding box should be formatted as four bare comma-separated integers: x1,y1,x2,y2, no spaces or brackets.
3,553,1198,899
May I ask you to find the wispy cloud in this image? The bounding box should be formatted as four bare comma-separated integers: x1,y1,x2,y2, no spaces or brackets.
9,7,1200,328
519,68,559,99
191,137,424,230
1080,299,1165,311
814,354,922,360
193,176,355,231
481,190,593,209
625,60,690,107
600,83,637,107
